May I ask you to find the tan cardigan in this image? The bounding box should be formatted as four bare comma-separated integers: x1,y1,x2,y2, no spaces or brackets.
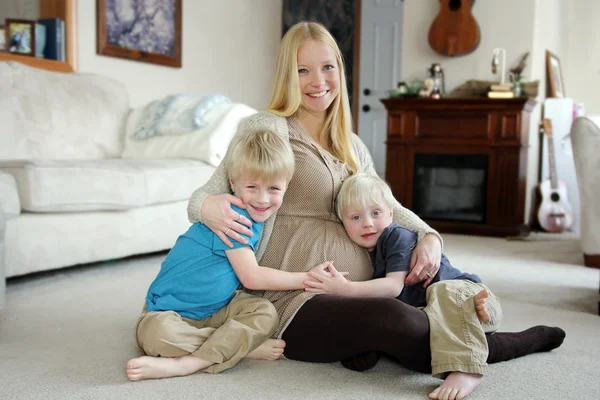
187,112,441,261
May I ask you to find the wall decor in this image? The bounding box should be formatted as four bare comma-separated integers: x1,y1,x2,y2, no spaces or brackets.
428,0,480,57
5,18,36,56
97,0,182,68
545,50,565,98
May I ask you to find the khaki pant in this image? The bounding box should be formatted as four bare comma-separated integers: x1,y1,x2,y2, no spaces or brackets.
423,280,502,378
135,291,278,374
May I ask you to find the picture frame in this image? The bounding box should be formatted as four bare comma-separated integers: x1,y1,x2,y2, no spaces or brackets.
545,50,565,98
0,25,6,52
5,19,36,57
97,0,182,68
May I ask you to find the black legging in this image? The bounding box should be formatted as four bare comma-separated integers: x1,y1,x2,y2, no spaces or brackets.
282,295,565,373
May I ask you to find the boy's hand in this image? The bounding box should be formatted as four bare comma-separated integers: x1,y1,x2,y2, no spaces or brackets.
304,262,351,294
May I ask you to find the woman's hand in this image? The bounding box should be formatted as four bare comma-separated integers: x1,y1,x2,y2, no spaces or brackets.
201,194,253,247
405,233,442,288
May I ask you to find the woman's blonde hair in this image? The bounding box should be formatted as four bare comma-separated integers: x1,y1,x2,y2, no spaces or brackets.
226,130,295,183
267,21,358,173
336,174,396,220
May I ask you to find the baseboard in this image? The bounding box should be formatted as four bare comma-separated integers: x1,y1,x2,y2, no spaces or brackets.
583,254,600,269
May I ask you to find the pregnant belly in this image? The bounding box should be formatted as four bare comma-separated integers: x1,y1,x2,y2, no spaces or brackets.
260,215,373,282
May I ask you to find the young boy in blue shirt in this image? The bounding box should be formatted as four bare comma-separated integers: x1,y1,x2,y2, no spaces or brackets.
126,129,330,381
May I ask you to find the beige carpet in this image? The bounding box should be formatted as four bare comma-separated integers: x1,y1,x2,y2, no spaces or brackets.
1,233,599,399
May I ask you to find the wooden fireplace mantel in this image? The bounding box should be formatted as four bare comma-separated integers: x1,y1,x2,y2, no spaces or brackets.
381,97,536,237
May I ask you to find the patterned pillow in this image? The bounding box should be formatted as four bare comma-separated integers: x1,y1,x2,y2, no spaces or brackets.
132,94,231,139
122,103,258,167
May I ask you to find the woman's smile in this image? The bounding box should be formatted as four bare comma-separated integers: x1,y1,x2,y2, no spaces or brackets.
306,90,329,98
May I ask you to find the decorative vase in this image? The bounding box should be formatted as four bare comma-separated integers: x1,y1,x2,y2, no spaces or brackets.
513,81,522,97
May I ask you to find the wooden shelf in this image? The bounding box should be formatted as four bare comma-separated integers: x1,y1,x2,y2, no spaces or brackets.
0,0,77,73
0,53,74,73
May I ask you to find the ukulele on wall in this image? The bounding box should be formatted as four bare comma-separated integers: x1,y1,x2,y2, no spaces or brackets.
535,119,574,233
428,0,481,57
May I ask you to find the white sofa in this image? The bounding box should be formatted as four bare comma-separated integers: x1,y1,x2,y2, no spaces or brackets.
0,61,255,287
571,116,600,269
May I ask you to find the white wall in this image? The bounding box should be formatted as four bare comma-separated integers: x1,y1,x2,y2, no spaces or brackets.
77,0,283,109
565,0,600,115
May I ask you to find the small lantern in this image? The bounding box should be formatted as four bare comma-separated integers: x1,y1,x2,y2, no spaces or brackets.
427,63,445,99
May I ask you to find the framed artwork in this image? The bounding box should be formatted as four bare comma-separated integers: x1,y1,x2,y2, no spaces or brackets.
0,26,6,52
97,0,182,68
545,50,565,98
5,19,36,57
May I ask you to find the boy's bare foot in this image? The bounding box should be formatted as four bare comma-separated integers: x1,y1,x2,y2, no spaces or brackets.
428,372,483,400
245,339,286,360
126,355,213,381
474,289,489,322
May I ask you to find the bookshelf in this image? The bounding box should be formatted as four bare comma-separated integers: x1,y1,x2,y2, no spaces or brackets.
0,0,77,73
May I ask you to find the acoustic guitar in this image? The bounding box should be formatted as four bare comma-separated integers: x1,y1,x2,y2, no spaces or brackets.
428,0,480,57
535,119,574,233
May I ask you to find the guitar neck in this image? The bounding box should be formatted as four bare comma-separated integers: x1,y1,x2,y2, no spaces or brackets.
547,135,559,189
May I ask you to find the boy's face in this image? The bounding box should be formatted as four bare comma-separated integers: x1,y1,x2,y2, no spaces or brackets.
341,197,393,251
230,173,288,223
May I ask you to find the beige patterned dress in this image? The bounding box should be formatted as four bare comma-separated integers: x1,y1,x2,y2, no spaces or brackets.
250,117,373,335
187,112,437,337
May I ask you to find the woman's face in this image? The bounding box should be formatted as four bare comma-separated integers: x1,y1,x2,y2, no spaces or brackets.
296,39,340,117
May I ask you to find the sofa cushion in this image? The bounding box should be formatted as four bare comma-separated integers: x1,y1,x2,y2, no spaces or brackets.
1,159,215,212
0,61,129,161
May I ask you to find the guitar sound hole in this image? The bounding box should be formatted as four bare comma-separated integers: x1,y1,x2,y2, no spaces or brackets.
449,0,463,11
448,0,476,11
551,192,561,202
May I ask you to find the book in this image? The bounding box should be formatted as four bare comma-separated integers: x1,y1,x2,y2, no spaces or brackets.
488,91,515,99
60,19,66,61
35,23,46,58
37,18,62,60
490,83,513,92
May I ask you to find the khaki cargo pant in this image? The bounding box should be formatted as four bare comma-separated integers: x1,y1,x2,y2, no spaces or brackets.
135,291,278,374
423,280,502,378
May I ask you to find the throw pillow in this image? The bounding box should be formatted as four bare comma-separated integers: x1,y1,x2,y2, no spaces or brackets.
132,94,231,139
121,103,257,167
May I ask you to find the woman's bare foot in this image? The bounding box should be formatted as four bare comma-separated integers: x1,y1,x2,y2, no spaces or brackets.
126,355,213,381
474,289,489,322
245,339,286,360
428,372,483,400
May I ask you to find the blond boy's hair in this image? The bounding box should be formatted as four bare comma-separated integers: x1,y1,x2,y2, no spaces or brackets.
267,21,358,174
336,174,396,220
226,130,295,183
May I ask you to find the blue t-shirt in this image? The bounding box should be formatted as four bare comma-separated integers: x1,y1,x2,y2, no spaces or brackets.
145,205,263,320
370,223,481,308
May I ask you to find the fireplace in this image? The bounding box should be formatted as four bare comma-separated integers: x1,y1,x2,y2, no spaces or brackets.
413,154,488,223
381,97,535,237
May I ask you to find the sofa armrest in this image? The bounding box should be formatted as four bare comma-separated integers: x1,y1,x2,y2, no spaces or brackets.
0,171,21,219
571,116,600,259
0,204,5,309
